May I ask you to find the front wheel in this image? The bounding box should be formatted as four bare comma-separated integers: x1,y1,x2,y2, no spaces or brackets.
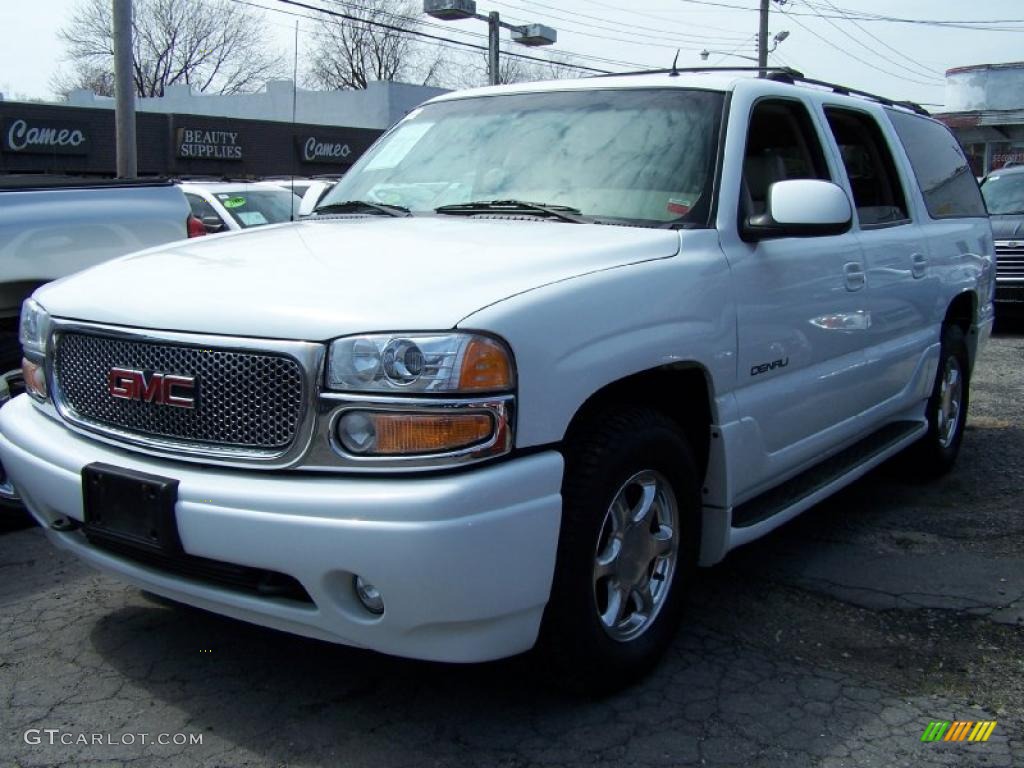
539,407,701,691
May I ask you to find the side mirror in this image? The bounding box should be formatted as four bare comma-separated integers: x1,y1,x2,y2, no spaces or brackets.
201,215,226,233
742,179,852,242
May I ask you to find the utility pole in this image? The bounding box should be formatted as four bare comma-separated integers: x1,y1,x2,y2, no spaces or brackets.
488,11,500,85
113,0,137,178
757,0,770,75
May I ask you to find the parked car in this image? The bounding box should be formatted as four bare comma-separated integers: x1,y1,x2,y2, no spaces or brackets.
179,181,302,233
297,179,338,217
0,175,194,511
980,165,1024,313
0,71,995,687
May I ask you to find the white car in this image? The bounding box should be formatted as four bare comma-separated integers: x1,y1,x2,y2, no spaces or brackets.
1,70,996,688
178,181,302,233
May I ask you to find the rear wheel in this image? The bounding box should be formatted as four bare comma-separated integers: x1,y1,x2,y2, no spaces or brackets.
904,323,970,477
540,407,701,691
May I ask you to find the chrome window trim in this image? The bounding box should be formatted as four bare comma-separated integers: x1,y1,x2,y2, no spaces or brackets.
46,319,325,469
303,393,515,472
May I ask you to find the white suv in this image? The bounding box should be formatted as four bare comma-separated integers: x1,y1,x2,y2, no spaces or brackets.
0,70,996,687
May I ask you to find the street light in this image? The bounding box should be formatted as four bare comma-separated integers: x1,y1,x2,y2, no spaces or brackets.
700,30,789,64
424,1,556,86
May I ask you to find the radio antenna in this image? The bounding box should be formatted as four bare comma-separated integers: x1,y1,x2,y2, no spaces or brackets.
290,19,299,221
670,49,680,77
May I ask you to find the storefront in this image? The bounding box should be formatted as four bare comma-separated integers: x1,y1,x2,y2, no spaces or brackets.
937,62,1024,178
0,102,382,178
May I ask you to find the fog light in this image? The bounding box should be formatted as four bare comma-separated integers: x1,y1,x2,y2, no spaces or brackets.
354,575,384,615
337,411,377,454
21,358,46,401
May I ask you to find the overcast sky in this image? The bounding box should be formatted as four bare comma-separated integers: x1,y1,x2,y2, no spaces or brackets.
2,0,1023,109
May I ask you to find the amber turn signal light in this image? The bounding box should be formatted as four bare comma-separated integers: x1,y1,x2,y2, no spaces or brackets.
458,337,513,391
22,358,46,400
337,411,494,456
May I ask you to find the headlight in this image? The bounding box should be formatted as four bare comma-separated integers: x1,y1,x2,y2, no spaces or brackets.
327,333,514,393
18,299,50,360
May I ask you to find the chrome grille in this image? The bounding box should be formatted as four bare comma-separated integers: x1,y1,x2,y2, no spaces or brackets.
995,243,1024,280
53,332,304,451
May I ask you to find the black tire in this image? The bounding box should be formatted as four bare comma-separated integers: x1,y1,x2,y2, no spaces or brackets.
903,323,970,477
539,407,701,693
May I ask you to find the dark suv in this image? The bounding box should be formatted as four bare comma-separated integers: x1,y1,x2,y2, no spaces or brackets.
981,165,1024,313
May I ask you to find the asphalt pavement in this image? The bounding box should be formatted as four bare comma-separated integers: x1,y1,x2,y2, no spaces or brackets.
1,324,1021,768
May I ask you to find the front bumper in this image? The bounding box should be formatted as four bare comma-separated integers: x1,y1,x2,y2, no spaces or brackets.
0,395,564,662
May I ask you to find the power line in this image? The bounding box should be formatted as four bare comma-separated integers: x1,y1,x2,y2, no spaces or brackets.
487,3,742,54
500,0,752,43
812,0,940,81
671,0,1024,31
791,0,943,84
775,4,943,89
251,0,634,73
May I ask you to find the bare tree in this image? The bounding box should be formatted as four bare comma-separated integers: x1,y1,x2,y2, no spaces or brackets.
305,0,443,90
53,0,286,99
446,51,589,89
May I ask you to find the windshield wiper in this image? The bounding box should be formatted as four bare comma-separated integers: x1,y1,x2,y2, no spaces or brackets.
434,199,590,224
313,200,411,217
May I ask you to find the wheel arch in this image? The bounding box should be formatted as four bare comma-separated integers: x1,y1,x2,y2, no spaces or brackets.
561,363,716,485
944,289,978,371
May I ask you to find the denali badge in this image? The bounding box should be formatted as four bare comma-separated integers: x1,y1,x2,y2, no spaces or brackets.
108,367,196,408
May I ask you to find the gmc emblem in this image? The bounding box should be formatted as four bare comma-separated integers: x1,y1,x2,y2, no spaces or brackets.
108,367,196,408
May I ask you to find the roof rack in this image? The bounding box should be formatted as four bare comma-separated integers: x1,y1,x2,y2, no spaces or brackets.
589,65,803,80
586,65,929,116
779,73,930,116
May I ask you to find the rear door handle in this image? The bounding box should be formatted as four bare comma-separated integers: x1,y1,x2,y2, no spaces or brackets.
843,262,866,291
911,252,928,279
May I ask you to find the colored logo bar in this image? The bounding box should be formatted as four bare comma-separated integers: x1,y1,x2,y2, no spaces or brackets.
921,721,997,742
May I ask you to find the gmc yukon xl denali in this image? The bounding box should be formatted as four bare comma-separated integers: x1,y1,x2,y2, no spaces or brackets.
0,71,996,686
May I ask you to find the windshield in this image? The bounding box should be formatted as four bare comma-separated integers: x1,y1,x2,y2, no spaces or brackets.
319,88,724,226
981,172,1024,215
214,189,302,228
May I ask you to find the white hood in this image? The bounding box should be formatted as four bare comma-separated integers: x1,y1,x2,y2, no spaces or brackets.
36,217,679,340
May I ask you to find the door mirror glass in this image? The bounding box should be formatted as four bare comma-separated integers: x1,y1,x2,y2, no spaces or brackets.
743,179,852,241
200,215,226,233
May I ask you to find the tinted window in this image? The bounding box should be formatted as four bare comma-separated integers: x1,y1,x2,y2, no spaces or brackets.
742,99,830,215
185,194,222,221
322,88,725,226
825,108,908,226
981,171,1024,215
886,110,986,218
212,189,300,228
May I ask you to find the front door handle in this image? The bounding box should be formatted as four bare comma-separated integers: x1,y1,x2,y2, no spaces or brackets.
843,262,866,292
911,252,928,279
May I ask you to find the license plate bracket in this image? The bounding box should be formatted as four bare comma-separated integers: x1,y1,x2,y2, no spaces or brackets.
82,462,181,554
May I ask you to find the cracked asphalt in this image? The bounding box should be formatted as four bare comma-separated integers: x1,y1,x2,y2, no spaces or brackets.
2,325,1022,767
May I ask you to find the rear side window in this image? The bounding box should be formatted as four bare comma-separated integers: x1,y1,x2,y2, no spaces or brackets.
886,110,986,219
742,99,830,215
824,108,909,227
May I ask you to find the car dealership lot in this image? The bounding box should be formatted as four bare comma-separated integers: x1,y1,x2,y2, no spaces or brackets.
1,328,1022,768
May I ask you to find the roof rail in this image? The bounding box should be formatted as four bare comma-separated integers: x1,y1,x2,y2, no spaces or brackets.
773,73,930,116
588,65,804,80
586,66,929,116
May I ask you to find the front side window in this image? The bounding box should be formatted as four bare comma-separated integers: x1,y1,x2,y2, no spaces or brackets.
319,88,725,227
741,99,830,216
981,171,1024,215
824,107,909,227
886,110,986,219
